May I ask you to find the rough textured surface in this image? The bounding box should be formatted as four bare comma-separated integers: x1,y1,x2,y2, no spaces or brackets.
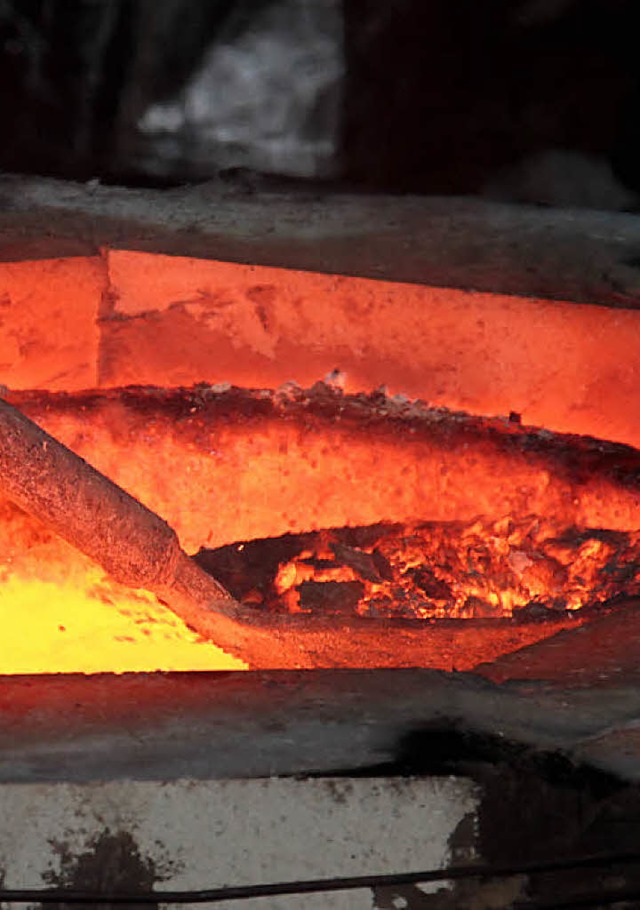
0,776,478,910
2,668,640,783
96,249,640,446
0,397,247,657
478,603,640,685
198,519,640,621
0,397,190,590
470,604,640,783
1,175,640,308
4,670,640,907
0,254,103,390
12,384,640,553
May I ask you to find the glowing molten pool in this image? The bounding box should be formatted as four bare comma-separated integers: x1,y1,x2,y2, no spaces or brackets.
0,502,247,674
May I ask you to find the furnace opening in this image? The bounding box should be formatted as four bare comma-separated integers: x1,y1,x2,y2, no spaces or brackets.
2,252,640,675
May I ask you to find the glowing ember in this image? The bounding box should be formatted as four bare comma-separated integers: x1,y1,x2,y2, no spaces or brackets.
202,517,640,620
0,502,247,674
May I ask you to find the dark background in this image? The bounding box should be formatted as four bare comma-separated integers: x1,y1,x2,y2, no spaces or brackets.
0,0,638,205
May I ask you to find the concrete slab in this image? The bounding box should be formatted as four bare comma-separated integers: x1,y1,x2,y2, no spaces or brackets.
0,775,479,909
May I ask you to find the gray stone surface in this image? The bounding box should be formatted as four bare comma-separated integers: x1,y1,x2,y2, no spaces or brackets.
3,669,640,783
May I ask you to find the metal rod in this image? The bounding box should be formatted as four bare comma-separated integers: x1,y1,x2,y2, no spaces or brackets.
0,396,256,657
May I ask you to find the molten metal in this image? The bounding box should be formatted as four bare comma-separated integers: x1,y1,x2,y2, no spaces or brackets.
0,501,247,672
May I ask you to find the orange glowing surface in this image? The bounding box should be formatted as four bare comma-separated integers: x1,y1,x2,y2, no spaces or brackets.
0,502,247,674
100,251,640,450
0,574,247,674
2,251,640,449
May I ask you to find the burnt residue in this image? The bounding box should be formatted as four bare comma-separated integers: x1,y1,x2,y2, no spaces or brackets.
43,829,161,910
414,727,640,909
245,284,277,333
323,779,354,805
